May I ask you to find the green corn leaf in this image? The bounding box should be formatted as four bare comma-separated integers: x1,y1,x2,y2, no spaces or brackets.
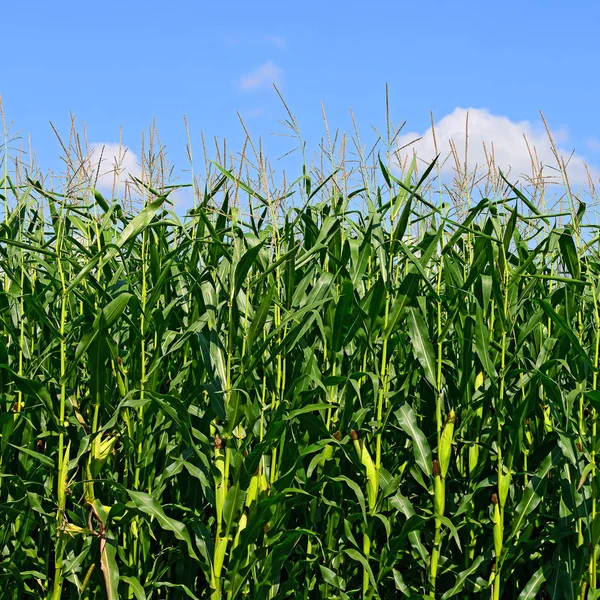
395,403,432,477
510,446,561,538
99,529,120,600
440,555,485,599
407,306,437,388
121,577,146,600
517,566,548,599
343,548,377,591
127,490,198,560
9,443,55,469
234,239,266,296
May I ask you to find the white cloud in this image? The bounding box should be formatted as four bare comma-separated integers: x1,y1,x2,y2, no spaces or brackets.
85,144,193,213
87,143,142,194
239,61,283,91
264,35,286,49
395,107,597,185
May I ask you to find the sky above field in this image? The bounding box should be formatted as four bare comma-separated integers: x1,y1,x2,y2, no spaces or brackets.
2,0,600,209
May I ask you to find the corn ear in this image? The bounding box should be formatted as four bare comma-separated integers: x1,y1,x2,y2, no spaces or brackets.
57,441,71,515
116,358,129,398
543,405,553,433
90,433,118,479
95,433,118,462
131,518,138,538
498,468,511,508
525,420,533,447
439,409,456,479
492,495,503,558
434,474,445,517
116,370,127,398
213,535,228,579
352,434,378,512
63,522,88,536
430,547,440,583
468,444,480,475
214,437,226,527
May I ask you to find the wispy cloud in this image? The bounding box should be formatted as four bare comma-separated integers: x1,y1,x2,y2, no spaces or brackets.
264,35,287,49
586,138,600,152
88,143,142,194
239,61,283,91
395,107,597,185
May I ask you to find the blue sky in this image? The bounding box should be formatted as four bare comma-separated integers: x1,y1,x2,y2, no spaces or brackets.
2,0,600,208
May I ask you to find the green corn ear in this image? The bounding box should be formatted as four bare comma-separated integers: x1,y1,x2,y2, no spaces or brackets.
471,375,484,475
352,431,378,512
363,450,378,511
525,427,533,447
214,436,226,527
434,474,445,517
430,552,439,584
116,358,128,398
58,441,71,515
213,535,228,579
363,525,371,558
439,409,456,479
469,444,480,475
116,369,127,398
543,405,553,433
91,433,118,477
96,434,118,463
498,468,511,508
63,523,88,536
492,494,503,558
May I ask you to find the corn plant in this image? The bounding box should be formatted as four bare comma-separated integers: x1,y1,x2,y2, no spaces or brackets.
1,111,600,600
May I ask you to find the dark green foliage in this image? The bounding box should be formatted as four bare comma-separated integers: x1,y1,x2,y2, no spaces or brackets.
1,151,600,600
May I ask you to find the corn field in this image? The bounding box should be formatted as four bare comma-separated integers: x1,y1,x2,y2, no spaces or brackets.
2,114,600,599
